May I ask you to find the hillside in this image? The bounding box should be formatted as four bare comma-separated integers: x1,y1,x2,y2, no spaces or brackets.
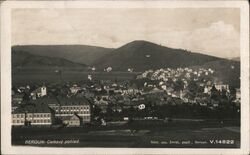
93,40,223,71
11,41,240,86
12,45,113,65
198,59,240,87
12,50,87,70
230,57,240,62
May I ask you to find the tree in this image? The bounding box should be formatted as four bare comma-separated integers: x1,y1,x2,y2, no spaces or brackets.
92,105,102,117
229,86,236,100
23,92,31,101
173,79,184,91
187,81,199,99
210,85,219,100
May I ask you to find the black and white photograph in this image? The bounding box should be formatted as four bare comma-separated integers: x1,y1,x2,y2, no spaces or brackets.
1,1,249,155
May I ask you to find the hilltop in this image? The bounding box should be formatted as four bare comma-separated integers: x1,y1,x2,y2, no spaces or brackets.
93,40,223,71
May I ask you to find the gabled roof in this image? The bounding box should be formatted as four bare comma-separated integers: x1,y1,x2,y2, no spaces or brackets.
71,113,82,120
29,96,90,106
12,103,52,114
32,87,44,94
60,113,82,121
30,97,58,105
57,97,90,106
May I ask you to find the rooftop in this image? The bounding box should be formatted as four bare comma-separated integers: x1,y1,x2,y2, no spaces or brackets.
12,103,52,114
31,96,91,106
57,97,90,106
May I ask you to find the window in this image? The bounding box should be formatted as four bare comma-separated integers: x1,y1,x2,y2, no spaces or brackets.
13,120,16,123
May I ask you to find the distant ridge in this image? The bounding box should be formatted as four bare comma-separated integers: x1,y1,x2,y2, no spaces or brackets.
11,40,240,86
93,40,223,71
12,50,87,69
12,45,113,65
12,40,239,72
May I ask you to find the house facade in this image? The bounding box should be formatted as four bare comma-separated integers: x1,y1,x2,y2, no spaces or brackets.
12,103,53,126
61,113,83,127
48,97,91,123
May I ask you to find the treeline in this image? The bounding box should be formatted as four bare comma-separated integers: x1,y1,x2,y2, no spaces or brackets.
93,102,240,122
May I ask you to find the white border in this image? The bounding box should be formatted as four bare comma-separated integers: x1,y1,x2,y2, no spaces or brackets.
1,1,249,155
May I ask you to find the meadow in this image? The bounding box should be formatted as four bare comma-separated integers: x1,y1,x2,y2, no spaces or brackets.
12,120,240,148
12,70,140,85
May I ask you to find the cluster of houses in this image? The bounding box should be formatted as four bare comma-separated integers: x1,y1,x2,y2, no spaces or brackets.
12,86,91,127
11,66,241,126
136,67,240,106
138,68,214,80
137,67,214,85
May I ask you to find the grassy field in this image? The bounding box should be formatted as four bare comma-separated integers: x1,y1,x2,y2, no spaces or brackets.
12,120,240,148
12,71,140,85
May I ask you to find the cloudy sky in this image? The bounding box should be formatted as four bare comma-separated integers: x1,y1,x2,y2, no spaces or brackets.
12,8,240,58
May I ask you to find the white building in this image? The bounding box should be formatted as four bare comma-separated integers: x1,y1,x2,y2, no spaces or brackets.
12,103,53,126
235,88,241,102
31,86,47,99
204,86,212,94
214,84,229,91
138,104,145,110
70,84,81,94
48,97,91,123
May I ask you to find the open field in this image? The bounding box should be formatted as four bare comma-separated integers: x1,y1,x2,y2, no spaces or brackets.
12,71,140,85
12,120,240,148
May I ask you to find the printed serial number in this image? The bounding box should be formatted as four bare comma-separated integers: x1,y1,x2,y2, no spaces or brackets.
209,140,235,144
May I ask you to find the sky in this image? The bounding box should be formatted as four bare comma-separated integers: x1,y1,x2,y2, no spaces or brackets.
12,8,240,58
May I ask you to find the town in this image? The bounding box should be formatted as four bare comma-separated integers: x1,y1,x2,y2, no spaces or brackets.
11,67,240,127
